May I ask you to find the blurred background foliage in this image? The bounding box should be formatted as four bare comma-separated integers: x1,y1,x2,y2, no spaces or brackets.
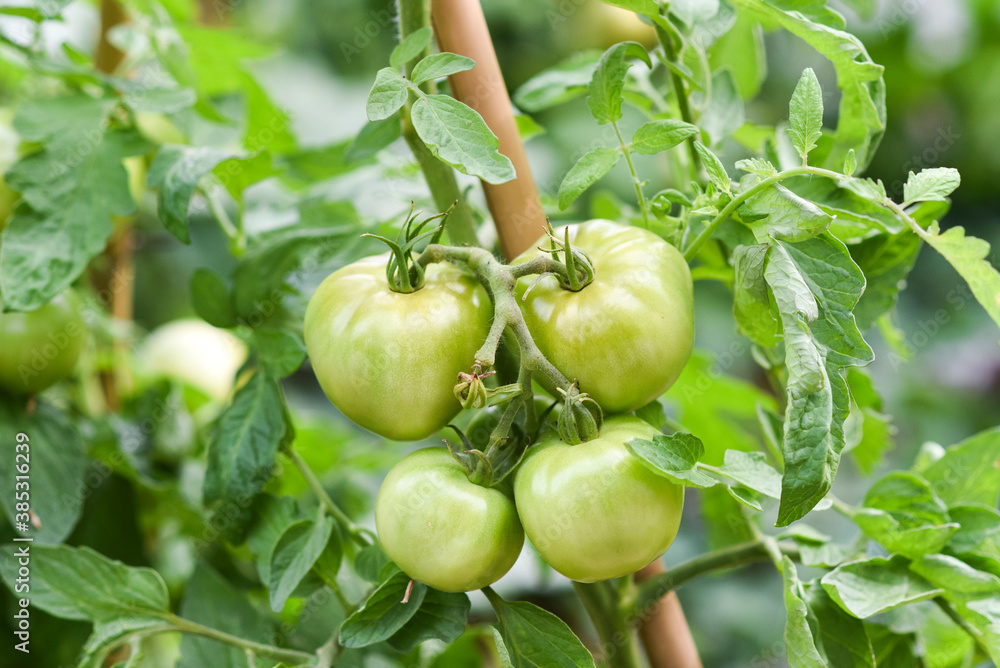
1,0,998,666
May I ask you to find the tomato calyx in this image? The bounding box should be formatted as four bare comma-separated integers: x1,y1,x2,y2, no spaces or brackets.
526,225,595,294
556,380,603,444
453,364,521,410
446,407,529,488
362,203,451,293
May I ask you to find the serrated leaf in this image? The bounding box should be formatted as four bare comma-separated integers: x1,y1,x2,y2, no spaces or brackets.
411,94,515,184
390,26,433,69
821,556,944,619
839,177,886,202
339,572,427,648
0,545,169,622
630,119,699,155
203,369,290,508
694,141,731,193
484,589,596,668
190,268,236,328
713,450,782,499
903,167,960,204
557,147,620,210
742,182,832,242
269,517,335,612
786,68,824,162
910,555,1000,598
626,433,717,488
806,585,876,668
410,53,476,85
147,146,236,243
735,157,778,177
919,223,1000,333
733,244,779,346
587,41,651,125
366,67,409,122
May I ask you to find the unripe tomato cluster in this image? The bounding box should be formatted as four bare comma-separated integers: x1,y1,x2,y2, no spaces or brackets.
305,220,695,590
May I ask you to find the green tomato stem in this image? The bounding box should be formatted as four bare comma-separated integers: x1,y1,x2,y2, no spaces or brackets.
627,540,801,618
613,121,650,229
934,596,993,657
574,580,642,668
284,446,369,547
397,0,479,247
653,19,701,183
165,614,317,664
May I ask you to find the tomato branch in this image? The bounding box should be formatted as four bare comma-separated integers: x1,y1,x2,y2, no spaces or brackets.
165,614,318,665
574,581,642,668
283,445,370,547
627,540,801,618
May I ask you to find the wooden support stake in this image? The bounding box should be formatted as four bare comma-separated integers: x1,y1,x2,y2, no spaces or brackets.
430,0,546,260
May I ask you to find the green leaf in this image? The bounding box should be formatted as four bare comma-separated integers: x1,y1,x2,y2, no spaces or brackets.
0,96,138,310
410,94,516,184
410,53,476,85
853,510,958,558
903,167,961,204
312,525,344,584
700,68,744,146
821,556,944,619
742,182,832,242
630,119,699,155
910,554,1000,598
694,142,731,193
178,564,274,668
515,113,546,142
339,571,427,648
484,588,596,668
203,369,291,508
387,589,471,652
866,624,919,667
79,617,173,668
190,269,236,328
849,231,922,330
962,599,1000,663
840,177,886,202
806,585,876,668
843,149,857,176
733,244,779,347
735,157,778,177
0,400,86,545
922,427,1000,507
587,41,651,125
354,543,396,583
946,506,1000,577
712,450,782,500
0,545,168,622
844,369,893,474
786,68,824,162
246,495,302,584
732,0,885,171
366,67,410,122
626,433,718,488
514,51,601,112
147,146,236,244
214,152,279,205
253,328,306,378
779,557,827,667
390,26,433,69
766,234,873,525
345,115,402,162
557,147,621,210
919,223,1000,333
268,517,335,612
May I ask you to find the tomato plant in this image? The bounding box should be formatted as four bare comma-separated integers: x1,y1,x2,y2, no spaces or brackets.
1,1,999,668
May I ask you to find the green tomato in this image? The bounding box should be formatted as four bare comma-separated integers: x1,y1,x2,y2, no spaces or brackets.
375,447,524,592
304,254,492,441
0,291,85,395
514,220,694,414
514,415,683,582
140,319,248,402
